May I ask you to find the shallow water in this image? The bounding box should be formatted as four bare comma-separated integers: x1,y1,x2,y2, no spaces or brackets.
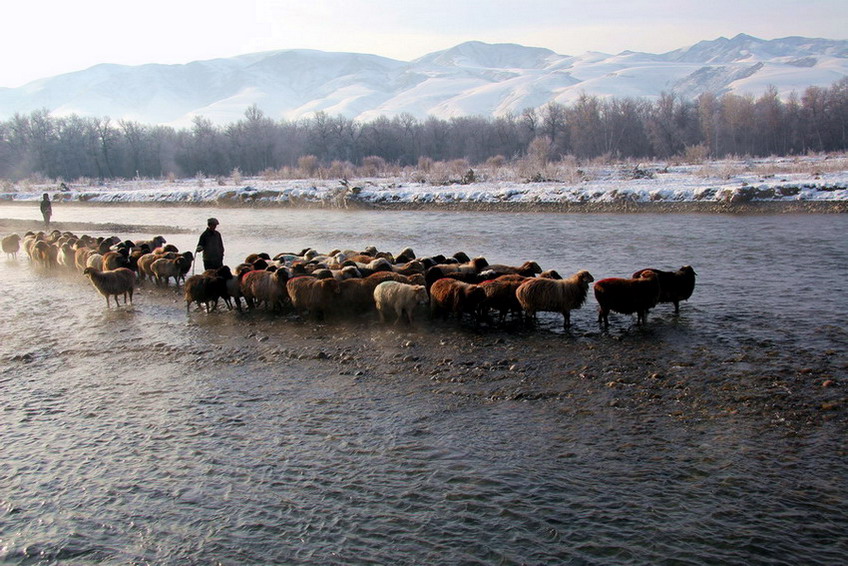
1,206,846,564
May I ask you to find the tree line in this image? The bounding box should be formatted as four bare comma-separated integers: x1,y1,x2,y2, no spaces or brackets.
1,78,847,182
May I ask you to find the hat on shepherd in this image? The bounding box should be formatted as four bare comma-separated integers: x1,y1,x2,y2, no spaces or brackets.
207,218,219,226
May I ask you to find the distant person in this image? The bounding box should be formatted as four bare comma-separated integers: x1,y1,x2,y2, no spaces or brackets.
196,217,224,270
40,193,52,230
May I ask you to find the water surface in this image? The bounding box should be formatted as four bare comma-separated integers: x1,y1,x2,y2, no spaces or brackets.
0,206,845,564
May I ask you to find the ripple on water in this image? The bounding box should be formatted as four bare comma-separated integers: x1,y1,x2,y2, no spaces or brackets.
0,210,846,564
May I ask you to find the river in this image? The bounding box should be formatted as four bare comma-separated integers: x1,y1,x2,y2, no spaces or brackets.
1,205,846,564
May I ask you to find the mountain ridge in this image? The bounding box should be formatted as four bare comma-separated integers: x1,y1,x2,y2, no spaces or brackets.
1,35,845,127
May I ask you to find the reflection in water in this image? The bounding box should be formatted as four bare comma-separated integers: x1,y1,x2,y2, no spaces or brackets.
0,207,846,564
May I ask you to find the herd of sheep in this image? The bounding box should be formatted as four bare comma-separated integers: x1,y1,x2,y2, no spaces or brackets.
2,230,697,329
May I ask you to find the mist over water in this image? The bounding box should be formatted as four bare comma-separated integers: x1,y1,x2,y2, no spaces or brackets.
1,206,846,564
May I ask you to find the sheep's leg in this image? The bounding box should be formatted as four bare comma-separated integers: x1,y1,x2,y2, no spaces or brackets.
673,300,680,314
563,310,571,329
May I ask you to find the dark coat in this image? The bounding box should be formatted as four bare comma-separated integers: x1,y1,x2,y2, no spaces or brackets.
197,228,224,266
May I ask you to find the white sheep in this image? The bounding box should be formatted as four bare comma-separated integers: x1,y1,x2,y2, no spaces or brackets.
374,281,429,324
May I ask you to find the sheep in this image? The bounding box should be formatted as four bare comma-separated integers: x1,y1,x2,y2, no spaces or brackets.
101,249,130,271
354,257,392,276
374,281,429,324
333,277,379,316
150,256,188,287
392,260,425,276
429,278,487,322
594,270,661,327
515,270,595,329
479,274,529,323
31,240,58,269
135,252,163,281
365,271,415,286
2,234,21,260
57,242,77,269
335,265,362,280
481,260,543,278
424,266,485,292
23,233,40,260
134,235,166,251
631,266,697,313
212,265,247,311
431,256,489,276
184,271,227,313
396,247,415,260
86,253,105,271
83,267,136,307
286,276,340,319
241,268,289,311
176,251,194,285
97,236,121,254
74,246,94,271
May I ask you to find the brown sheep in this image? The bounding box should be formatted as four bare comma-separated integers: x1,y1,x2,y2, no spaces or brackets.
83,267,136,307
429,278,487,322
2,234,21,260
150,256,188,288
241,268,289,311
631,266,697,313
392,260,425,276
286,276,341,320
74,246,94,271
184,271,227,313
594,270,661,327
482,260,543,278
101,250,129,271
333,278,378,316
31,240,58,269
431,256,489,276
134,235,166,251
516,270,595,329
479,274,529,323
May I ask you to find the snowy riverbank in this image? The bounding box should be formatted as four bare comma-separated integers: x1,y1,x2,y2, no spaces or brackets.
2,157,847,211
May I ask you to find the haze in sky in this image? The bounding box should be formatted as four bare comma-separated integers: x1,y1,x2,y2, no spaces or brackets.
4,0,846,88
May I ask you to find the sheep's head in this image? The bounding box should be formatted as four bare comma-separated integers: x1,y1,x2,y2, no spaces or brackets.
576,270,595,287
680,265,697,277
414,286,429,304
453,251,471,263
471,257,489,271
525,261,543,274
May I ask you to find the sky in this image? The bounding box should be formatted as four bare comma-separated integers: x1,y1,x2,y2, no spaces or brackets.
3,0,846,88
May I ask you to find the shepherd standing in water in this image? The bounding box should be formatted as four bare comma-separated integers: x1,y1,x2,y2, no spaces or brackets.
196,217,224,270
40,193,52,229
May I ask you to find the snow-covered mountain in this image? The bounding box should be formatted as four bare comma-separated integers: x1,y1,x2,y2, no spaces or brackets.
0,34,845,127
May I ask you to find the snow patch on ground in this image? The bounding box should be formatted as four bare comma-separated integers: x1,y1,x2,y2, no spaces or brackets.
3,157,847,207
